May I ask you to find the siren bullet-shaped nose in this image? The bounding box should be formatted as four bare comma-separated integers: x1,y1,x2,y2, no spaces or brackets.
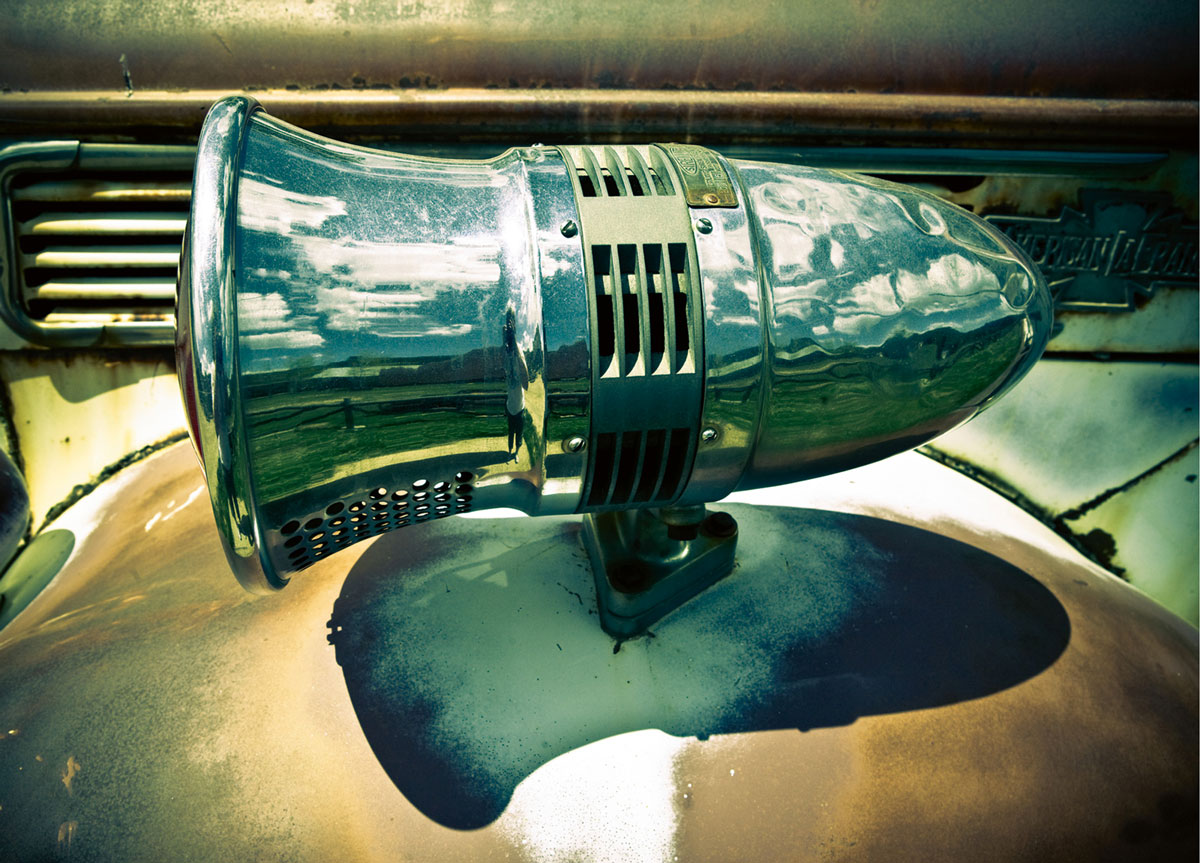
717,160,1051,490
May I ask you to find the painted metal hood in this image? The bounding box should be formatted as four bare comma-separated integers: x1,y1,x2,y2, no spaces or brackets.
0,441,1194,860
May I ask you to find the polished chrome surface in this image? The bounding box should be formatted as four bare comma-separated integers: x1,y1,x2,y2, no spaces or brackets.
678,152,765,505
180,97,588,587
524,150,592,514
177,95,269,591
727,160,1051,490
0,441,1195,860
181,100,1051,589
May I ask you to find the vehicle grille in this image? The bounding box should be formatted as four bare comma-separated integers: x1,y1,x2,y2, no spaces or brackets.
1,143,193,347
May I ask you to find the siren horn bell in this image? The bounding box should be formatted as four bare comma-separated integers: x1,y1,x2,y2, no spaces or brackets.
177,96,1051,594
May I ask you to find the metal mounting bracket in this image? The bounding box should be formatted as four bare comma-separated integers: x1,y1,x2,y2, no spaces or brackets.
582,505,738,638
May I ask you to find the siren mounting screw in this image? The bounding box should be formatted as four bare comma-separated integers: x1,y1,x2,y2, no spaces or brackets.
566,436,586,453
701,427,718,443
560,220,578,238
695,218,713,234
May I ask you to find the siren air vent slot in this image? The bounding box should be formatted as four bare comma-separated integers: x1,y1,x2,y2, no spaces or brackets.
586,427,692,507
574,146,675,198
634,429,667,502
1,142,195,347
644,245,666,361
618,244,640,367
668,243,692,361
592,245,615,374
659,428,691,501
588,433,619,507
612,431,644,503
591,241,696,379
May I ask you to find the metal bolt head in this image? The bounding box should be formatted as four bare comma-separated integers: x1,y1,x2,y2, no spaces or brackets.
700,427,718,442
560,220,578,238
702,511,738,538
702,193,721,206
695,217,713,234
565,435,586,453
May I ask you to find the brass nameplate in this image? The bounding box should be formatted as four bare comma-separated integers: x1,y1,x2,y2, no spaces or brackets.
658,144,738,208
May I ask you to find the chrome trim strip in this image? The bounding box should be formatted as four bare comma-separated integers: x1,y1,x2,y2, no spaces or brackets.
0,90,1194,147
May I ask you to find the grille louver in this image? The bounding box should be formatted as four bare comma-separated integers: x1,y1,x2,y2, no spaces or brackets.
1,143,193,347
571,145,676,198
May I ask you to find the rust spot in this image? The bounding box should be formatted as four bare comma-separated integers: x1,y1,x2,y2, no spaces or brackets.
1077,528,1120,573
61,754,80,794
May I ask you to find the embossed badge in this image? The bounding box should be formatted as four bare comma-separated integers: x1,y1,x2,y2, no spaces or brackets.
986,192,1197,310
658,144,738,208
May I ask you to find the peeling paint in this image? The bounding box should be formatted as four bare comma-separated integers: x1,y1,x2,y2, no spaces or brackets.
920,447,1128,577
0,374,24,480
1076,527,1120,573
1058,439,1199,522
38,431,188,533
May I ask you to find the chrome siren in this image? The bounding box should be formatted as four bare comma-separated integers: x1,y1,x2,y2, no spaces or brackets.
178,96,1051,595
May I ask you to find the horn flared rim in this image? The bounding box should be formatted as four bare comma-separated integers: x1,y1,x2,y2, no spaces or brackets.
178,95,284,593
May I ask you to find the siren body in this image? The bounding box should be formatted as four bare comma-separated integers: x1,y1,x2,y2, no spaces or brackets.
178,96,1051,592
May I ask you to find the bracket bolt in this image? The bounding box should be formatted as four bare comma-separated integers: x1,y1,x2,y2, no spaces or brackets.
695,217,713,234
702,511,738,538
565,435,587,453
702,193,721,205
700,427,718,443
560,220,578,238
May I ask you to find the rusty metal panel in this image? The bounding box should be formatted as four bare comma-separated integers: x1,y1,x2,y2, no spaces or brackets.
930,359,1199,623
0,0,1196,100
0,1,1195,146
0,352,185,530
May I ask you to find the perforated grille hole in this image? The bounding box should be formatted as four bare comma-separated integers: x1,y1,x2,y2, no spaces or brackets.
274,470,477,572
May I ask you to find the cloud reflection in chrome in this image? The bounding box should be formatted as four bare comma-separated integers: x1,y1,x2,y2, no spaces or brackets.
729,159,1046,487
